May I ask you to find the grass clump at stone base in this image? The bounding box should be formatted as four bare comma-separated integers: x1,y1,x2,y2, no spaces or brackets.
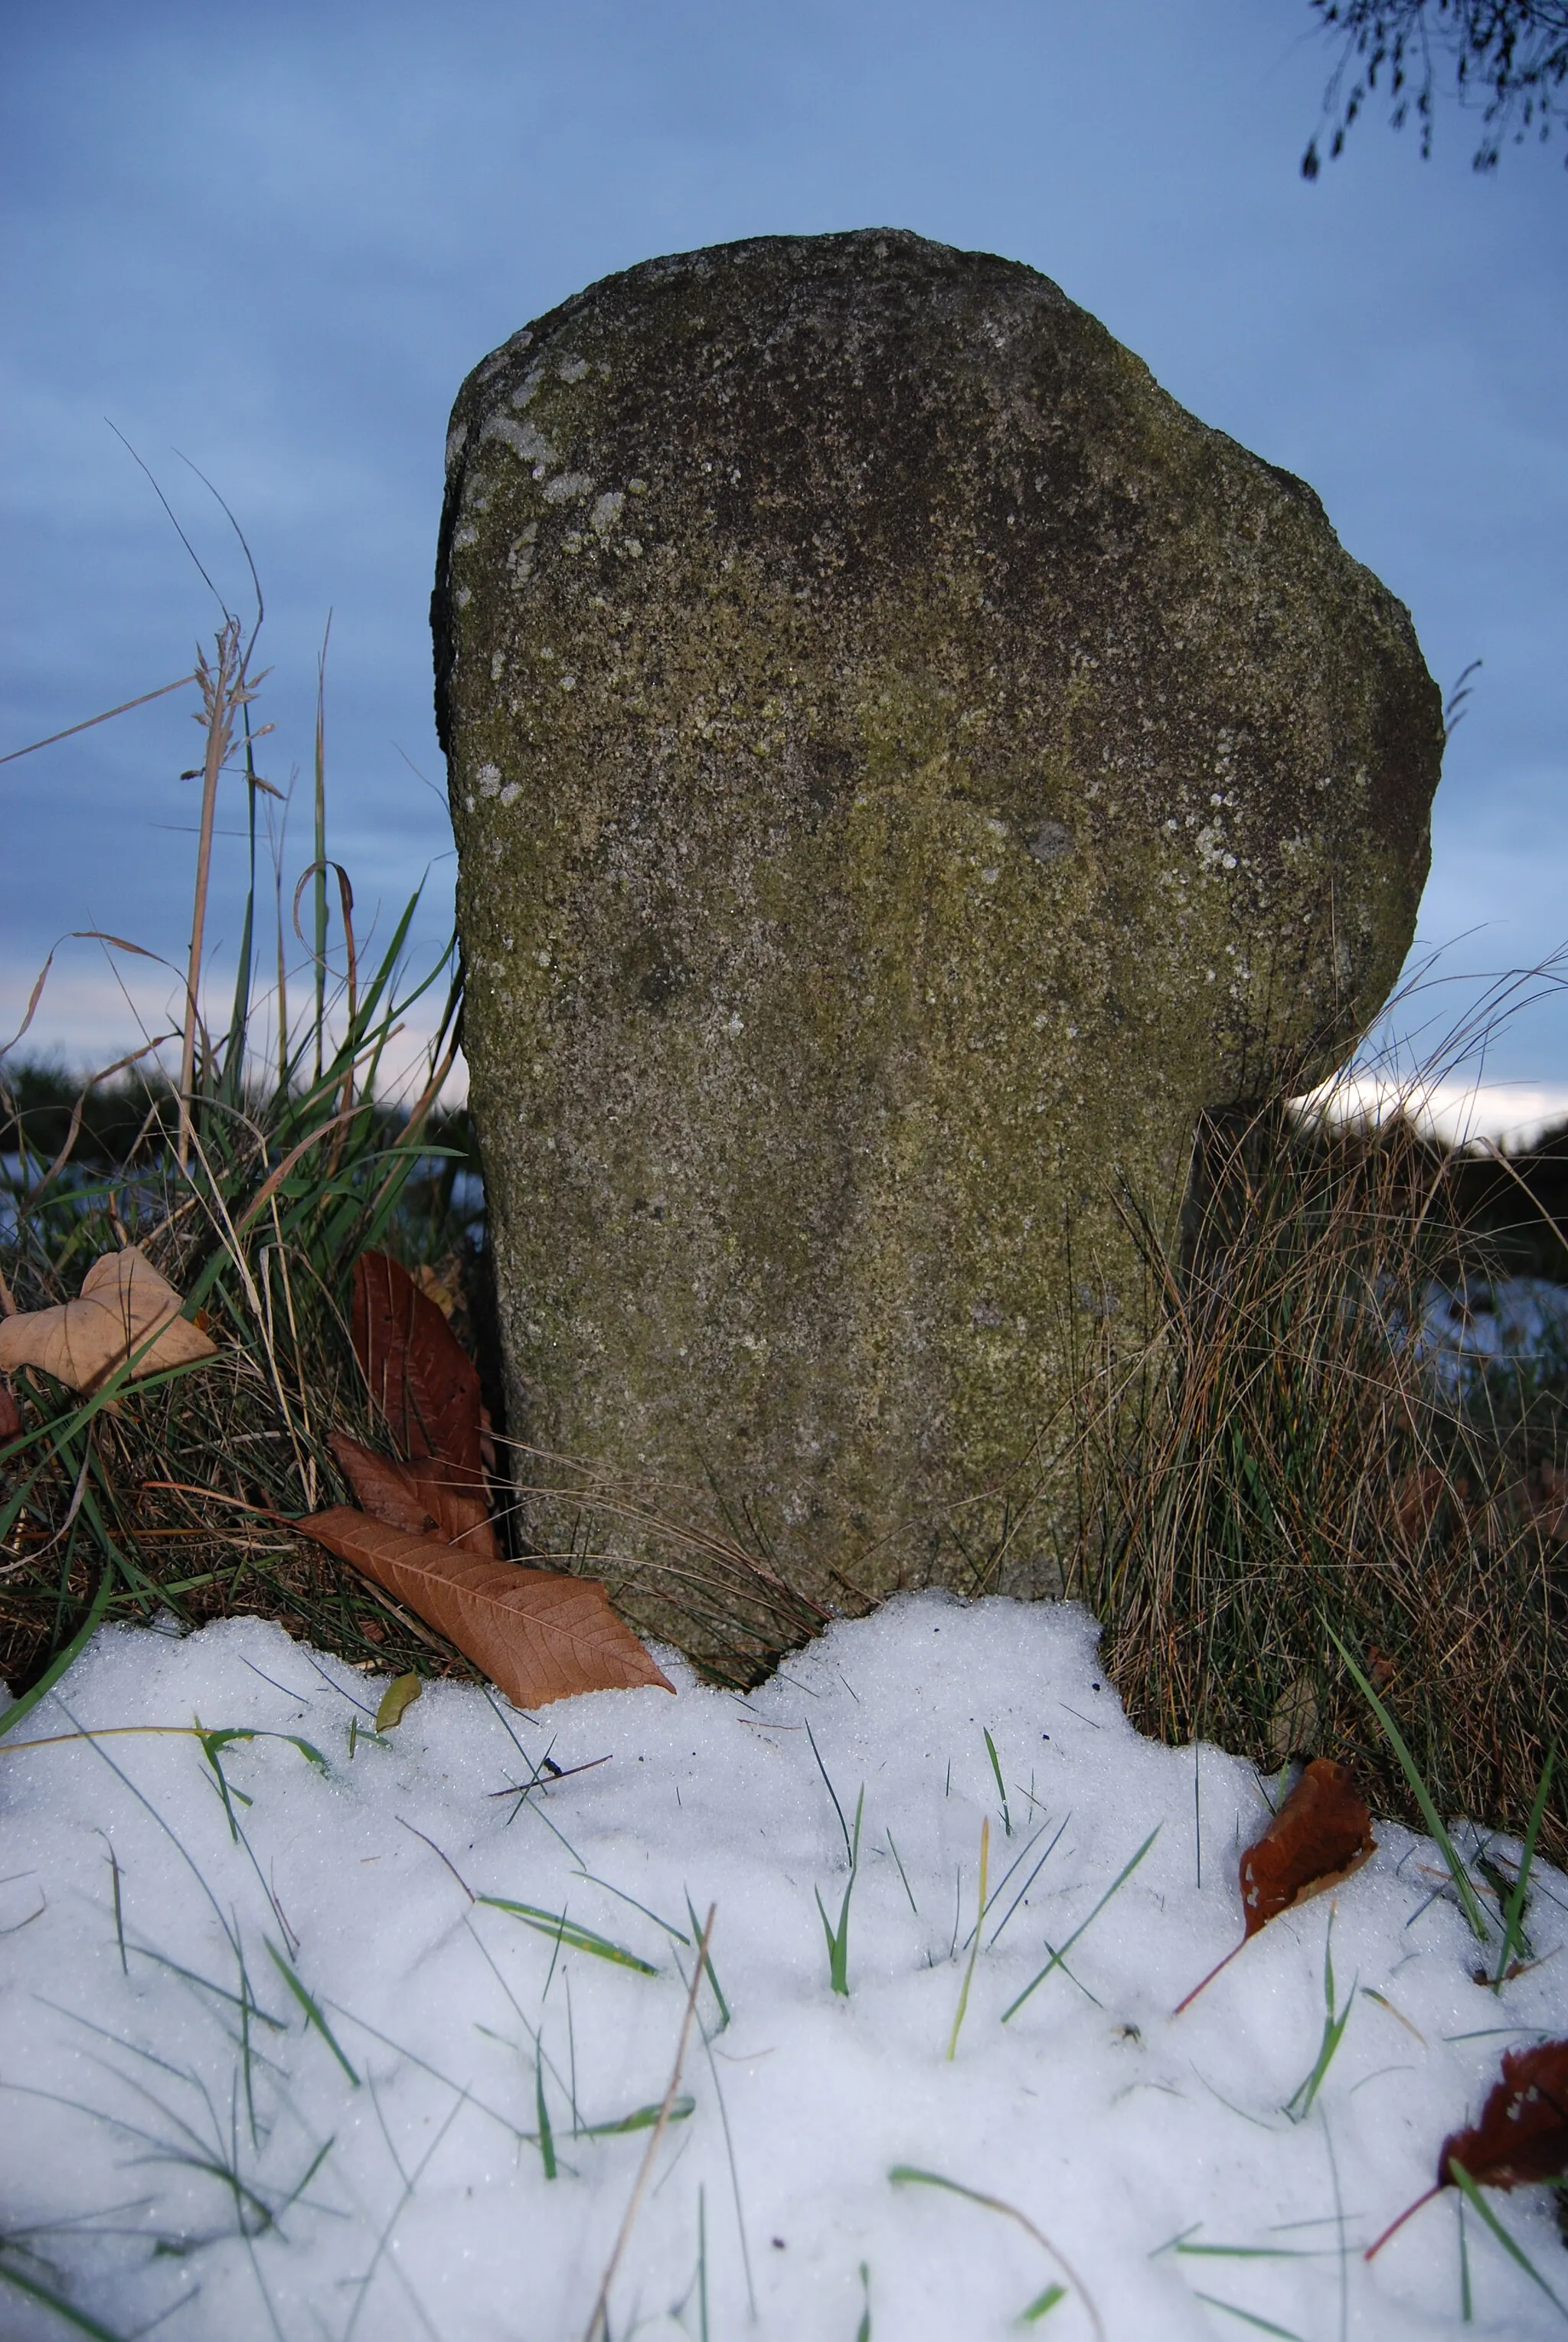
1073,1078,1568,1870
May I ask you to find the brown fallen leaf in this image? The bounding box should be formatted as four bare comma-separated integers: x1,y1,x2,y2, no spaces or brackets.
0,1246,217,1393
297,1506,675,1709
1174,1759,1375,2014
329,1430,498,1557
351,1249,483,1485
1367,2038,1568,2259
0,1383,21,1442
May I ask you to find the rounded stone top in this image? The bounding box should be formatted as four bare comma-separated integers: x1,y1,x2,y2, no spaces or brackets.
436,227,1441,1102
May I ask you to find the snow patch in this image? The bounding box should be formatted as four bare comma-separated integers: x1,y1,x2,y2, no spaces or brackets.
0,1599,1563,2339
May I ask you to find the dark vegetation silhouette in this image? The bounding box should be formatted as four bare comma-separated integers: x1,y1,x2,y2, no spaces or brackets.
1303,0,1568,173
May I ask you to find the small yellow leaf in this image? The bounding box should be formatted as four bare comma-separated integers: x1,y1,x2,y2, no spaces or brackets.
374,1672,423,1731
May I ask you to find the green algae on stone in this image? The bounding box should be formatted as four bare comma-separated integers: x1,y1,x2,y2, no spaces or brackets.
433,229,1442,1660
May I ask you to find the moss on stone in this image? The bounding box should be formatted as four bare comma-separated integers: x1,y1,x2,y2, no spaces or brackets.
433,230,1442,1648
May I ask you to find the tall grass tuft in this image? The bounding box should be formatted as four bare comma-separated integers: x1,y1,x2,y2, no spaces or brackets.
1,616,472,1714
1072,1033,1568,1867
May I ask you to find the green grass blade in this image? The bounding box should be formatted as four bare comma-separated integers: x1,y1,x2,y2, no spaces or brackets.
815,1883,851,1996
198,1725,328,1771
947,1818,990,2061
1191,2295,1305,2340
131,1944,286,2028
988,1814,1073,1949
1447,2160,1568,2319
1327,1627,1490,1945
812,1788,862,1995
580,2094,694,2138
264,1939,360,2085
0,1565,115,1742
1459,2193,1473,2323
477,1896,658,1973
985,1727,1012,1837
1285,1913,1355,2122
885,1829,919,1916
1175,2245,1318,2261
571,1872,688,1943
805,1719,852,1864
535,2050,557,2180
1001,1828,1159,2022
196,1731,250,1841
1494,1744,1555,1990
889,2168,1098,2338
104,1836,127,1975
0,2255,127,2340
1019,2282,1067,2321
685,1890,730,2029
890,2166,988,2203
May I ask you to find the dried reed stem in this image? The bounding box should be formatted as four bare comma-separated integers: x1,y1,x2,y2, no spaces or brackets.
178,621,243,1171
583,1904,717,2342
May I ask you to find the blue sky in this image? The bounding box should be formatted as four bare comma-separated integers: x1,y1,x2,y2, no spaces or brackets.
4,0,1566,1124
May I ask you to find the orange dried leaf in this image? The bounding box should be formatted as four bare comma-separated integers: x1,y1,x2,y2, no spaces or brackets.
1243,1757,1375,1930
297,1505,675,1710
1175,1759,1375,2014
0,1246,216,1393
329,1430,498,1557
351,1249,484,1484
1367,2039,1568,2258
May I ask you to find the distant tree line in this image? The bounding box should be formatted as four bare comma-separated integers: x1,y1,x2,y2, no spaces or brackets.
1304,0,1568,173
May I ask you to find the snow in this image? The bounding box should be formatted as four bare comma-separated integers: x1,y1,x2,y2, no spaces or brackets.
2,1595,1565,2340
1419,1276,1568,1392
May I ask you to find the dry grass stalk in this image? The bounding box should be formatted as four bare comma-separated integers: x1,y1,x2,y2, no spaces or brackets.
178,619,270,1170
2,619,469,1712
1071,1091,1567,1864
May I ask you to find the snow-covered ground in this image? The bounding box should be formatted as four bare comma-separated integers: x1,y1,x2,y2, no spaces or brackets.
1419,1276,1568,1391
2,1596,1565,2341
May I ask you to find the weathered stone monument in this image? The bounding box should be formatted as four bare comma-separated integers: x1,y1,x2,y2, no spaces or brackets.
433,230,1441,1638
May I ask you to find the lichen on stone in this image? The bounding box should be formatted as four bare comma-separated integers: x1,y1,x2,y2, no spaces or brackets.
433,229,1442,1652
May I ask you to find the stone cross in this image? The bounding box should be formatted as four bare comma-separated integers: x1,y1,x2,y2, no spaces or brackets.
433,230,1441,1641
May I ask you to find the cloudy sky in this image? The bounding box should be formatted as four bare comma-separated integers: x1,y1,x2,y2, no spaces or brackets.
4,0,1565,1130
